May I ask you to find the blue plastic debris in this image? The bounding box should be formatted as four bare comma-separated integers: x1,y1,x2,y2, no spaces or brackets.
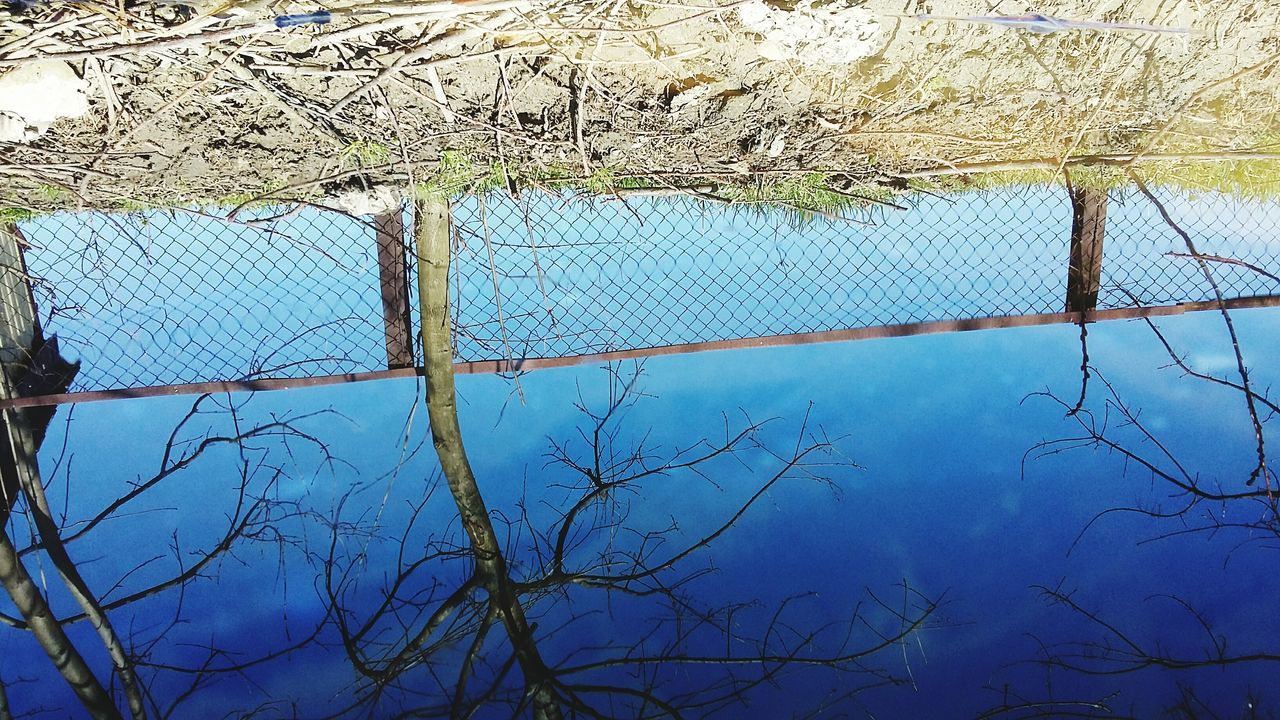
274,10,331,27
5,0,47,13
916,13,1192,34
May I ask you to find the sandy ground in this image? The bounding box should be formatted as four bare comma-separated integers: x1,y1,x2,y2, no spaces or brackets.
1,0,1279,210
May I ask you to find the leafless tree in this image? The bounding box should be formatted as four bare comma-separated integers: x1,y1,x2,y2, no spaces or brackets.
1014,179,1280,716
975,687,1134,720
313,199,941,718
1165,685,1275,720
1005,374,1279,715
1,386,339,720
7,198,942,719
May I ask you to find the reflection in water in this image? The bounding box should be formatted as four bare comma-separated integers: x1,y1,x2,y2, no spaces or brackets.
3,302,1279,717
15,185,1280,398
3,357,941,717
3,195,1280,718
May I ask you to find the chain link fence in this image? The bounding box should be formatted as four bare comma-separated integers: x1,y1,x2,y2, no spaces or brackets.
5,185,1279,402
1101,188,1280,307
451,187,1072,362
13,205,412,393
450,186,1280,362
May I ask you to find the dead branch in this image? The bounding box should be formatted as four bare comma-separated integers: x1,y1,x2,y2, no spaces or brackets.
1128,172,1270,492
1034,585,1280,675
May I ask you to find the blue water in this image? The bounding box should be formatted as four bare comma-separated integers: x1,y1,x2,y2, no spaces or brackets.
3,302,1278,718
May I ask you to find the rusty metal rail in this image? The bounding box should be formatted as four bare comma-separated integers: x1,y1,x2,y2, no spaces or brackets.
4,296,1278,409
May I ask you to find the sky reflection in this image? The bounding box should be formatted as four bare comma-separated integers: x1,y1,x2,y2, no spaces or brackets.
4,305,1279,719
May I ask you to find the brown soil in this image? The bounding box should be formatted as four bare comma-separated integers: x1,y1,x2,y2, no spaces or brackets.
2,0,1279,210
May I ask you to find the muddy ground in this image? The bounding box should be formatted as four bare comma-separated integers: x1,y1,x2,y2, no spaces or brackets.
1,0,1279,211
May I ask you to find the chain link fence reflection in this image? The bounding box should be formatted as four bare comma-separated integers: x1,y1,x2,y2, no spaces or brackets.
449,186,1280,362
10,186,1280,397
17,205,412,392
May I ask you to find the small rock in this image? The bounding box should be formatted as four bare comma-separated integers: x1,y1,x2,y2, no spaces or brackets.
670,84,713,113
313,49,340,66
241,131,280,151
0,61,90,142
737,0,882,66
326,186,405,216
283,35,313,54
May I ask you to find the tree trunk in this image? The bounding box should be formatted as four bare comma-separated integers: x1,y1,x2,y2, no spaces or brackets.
4,390,146,718
414,198,563,720
0,531,120,720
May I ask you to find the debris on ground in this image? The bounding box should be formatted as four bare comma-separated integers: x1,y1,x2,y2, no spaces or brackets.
0,0,1276,210
326,186,404,217
737,0,882,64
0,61,89,142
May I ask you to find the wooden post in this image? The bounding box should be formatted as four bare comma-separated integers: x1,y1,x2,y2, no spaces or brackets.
373,208,414,369
0,224,39,370
1065,188,1108,312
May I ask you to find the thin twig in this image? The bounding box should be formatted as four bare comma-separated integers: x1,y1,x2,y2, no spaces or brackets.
1128,171,1271,495
476,194,524,404
898,152,1280,179
814,130,1016,147
0,19,277,66
1067,314,1089,416
330,11,519,114
568,67,590,175
822,184,907,211
1163,252,1280,286
519,197,561,342
1115,287,1280,419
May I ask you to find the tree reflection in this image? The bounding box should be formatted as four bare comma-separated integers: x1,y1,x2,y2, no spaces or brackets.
322,358,936,718
2,382,336,719
0,199,937,718
316,199,937,718
1016,209,1280,716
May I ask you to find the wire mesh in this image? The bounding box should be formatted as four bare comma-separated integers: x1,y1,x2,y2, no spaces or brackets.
449,186,1280,363
15,204,417,392
1100,188,1280,307
449,186,1073,362
6,185,1280,400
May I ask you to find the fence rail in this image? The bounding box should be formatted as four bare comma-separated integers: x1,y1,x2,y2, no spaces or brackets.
3,185,1279,407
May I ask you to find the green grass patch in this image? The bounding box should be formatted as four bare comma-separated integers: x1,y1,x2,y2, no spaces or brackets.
920,158,1280,201
1133,158,1280,201
0,207,39,224
414,150,492,200
339,139,392,169
930,165,1128,194
715,173,897,224
411,155,898,225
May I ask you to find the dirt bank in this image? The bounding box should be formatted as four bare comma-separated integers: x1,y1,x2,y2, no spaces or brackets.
2,0,1278,211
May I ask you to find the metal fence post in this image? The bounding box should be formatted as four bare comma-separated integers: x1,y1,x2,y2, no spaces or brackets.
374,206,415,369
1065,188,1108,312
